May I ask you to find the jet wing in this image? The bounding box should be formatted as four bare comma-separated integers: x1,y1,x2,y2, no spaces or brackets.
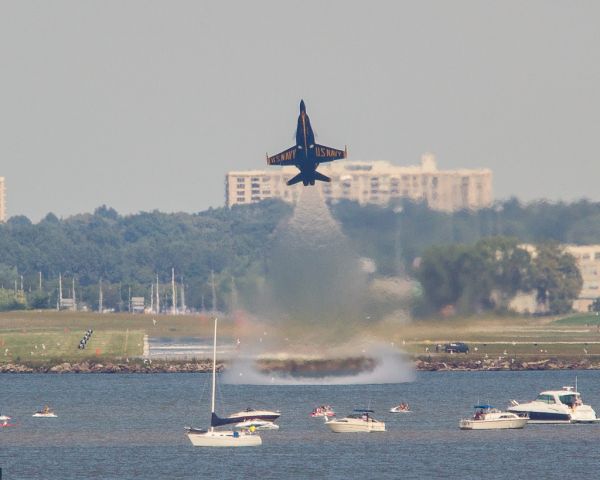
267,146,298,166
314,144,347,163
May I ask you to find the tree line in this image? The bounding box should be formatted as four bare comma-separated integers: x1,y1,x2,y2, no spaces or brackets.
0,197,598,314
416,238,582,315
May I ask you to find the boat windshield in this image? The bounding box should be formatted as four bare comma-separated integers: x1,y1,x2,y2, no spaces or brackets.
558,394,579,406
535,394,555,404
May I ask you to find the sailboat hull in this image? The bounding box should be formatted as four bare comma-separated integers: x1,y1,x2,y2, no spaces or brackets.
187,430,262,447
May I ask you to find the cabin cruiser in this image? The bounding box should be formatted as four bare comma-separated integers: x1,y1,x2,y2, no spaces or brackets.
311,405,336,417
227,408,280,422
32,406,57,418
508,386,598,424
325,409,386,433
459,405,528,430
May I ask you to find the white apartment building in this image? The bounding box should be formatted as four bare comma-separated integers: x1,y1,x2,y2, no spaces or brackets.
225,154,493,212
0,177,5,222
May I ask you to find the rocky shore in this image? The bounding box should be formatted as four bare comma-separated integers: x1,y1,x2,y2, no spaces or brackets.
0,361,223,374
414,356,600,371
3,356,600,373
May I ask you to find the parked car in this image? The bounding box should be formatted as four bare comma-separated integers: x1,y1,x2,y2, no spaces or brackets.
443,342,469,354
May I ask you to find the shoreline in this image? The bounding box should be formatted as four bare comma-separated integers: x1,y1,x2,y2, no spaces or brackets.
2,356,600,373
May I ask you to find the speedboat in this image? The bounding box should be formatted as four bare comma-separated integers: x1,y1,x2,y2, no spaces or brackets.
186,318,261,447
508,386,599,424
310,405,336,417
459,405,528,430
0,414,11,422
390,403,411,413
33,406,57,418
325,409,386,433
227,408,280,422
234,419,280,431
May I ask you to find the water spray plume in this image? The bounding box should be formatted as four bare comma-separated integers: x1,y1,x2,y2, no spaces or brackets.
229,188,415,384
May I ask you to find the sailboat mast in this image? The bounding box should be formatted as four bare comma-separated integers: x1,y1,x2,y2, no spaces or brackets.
210,317,218,432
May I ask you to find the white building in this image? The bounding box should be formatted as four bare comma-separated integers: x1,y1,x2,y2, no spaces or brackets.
225,154,493,212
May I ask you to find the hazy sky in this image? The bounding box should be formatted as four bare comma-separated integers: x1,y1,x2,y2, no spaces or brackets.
1,1,599,221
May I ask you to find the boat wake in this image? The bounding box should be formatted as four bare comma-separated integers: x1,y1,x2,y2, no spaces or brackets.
223,345,415,385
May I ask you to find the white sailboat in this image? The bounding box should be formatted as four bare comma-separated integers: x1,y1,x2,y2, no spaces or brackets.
186,318,262,447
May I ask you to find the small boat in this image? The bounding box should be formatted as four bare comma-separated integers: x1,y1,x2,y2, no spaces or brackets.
33,406,57,418
185,318,262,447
389,403,411,413
325,409,386,433
234,419,280,431
310,405,336,417
508,386,599,424
227,408,280,422
0,414,16,428
459,405,528,430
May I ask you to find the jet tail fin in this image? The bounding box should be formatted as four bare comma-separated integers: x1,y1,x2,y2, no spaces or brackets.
287,173,304,186
314,171,331,183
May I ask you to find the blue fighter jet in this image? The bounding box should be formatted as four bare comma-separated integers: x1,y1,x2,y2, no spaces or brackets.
267,100,347,186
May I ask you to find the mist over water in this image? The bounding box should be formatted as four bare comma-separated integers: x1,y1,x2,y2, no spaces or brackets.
227,188,414,384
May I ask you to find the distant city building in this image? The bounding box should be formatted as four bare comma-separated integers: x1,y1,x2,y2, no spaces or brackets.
0,177,5,222
225,154,493,212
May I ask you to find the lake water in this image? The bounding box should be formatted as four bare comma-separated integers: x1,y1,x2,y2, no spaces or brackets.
1,370,599,479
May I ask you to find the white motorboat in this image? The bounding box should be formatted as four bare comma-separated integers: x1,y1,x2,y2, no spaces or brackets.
33,406,57,418
0,414,11,422
325,409,386,433
227,408,280,422
310,405,336,417
234,419,280,431
459,405,528,430
389,403,411,413
508,386,599,424
186,318,262,447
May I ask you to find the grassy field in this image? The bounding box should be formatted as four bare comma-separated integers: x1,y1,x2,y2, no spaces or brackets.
1,310,600,364
0,310,219,364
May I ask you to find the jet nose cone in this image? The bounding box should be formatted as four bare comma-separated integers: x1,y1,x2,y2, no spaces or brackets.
300,99,306,113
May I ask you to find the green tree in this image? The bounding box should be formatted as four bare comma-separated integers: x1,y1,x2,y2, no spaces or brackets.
530,244,582,314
